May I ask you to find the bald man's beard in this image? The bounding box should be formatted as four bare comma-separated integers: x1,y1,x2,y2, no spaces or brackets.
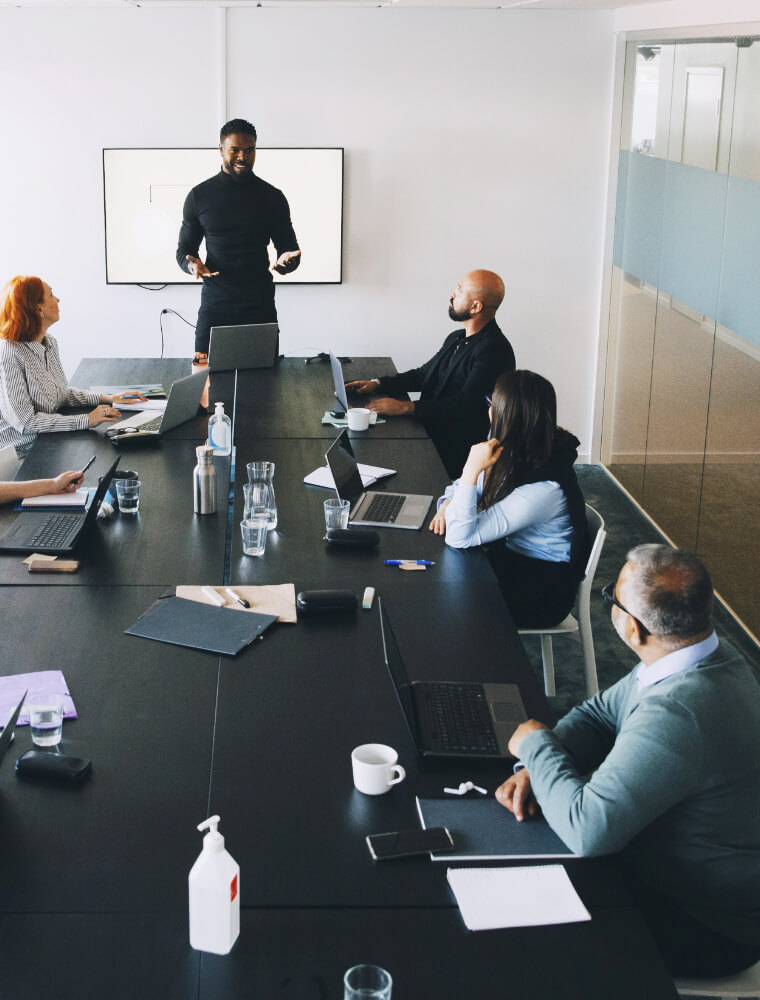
449,303,470,322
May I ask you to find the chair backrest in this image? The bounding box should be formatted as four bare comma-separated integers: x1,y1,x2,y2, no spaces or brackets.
576,506,606,618
583,505,606,583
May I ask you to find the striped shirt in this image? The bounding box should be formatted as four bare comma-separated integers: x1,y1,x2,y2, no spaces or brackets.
0,335,100,456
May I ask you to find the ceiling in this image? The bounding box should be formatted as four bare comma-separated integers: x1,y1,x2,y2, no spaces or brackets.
0,0,684,9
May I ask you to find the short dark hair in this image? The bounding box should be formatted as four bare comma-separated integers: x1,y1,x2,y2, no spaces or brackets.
625,544,713,644
220,119,257,143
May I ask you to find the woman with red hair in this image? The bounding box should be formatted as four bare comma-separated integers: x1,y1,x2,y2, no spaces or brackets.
0,276,142,455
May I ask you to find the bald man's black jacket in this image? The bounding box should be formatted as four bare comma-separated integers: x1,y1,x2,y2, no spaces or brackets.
376,318,516,477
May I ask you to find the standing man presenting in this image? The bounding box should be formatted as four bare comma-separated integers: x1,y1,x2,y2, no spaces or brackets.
177,119,301,367
345,270,515,477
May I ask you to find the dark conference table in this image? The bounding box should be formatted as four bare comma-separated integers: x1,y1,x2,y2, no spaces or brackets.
0,358,678,1000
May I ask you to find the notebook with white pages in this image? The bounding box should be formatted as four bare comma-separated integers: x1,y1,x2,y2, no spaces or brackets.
303,463,395,490
446,865,591,931
19,489,90,510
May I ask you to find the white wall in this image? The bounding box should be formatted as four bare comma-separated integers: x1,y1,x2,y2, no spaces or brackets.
614,0,760,33
0,7,616,457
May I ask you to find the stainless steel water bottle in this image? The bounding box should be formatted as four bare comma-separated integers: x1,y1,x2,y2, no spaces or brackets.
193,444,217,515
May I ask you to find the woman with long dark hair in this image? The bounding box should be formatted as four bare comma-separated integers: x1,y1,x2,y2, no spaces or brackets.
430,369,588,627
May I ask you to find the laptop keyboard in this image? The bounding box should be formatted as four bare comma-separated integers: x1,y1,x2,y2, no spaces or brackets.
29,514,79,548
137,415,162,432
363,493,405,523
425,683,499,754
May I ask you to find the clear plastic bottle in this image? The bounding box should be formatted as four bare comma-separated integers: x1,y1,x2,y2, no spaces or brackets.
208,402,231,456
188,815,240,955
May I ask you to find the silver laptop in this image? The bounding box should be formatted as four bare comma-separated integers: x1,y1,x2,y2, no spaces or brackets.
325,431,432,530
104,371,207,440
329,351,350,416
208,323,279,372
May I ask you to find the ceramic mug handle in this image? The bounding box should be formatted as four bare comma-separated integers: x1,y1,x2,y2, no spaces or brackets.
388,764,406,787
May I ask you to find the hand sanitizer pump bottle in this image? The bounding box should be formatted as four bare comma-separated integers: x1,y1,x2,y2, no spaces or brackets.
188,815,240,954
208,402,231,456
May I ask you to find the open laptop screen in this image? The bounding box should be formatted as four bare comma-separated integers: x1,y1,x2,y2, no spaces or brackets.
325,431,364,504
329,352,349,414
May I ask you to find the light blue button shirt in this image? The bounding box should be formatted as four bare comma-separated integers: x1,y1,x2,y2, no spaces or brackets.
441,475,573,563
635,631,720,688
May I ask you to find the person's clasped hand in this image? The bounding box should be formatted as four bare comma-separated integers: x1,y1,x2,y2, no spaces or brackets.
495,769,540,823
51,470,85,493
460,438,503,485
429,499,450,535
88,404,122,428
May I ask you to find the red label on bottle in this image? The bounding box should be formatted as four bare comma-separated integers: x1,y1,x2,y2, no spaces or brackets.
230,874,238,902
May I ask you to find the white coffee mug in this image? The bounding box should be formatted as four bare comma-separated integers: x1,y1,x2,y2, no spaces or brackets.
351,744,406,796
347,408,371,432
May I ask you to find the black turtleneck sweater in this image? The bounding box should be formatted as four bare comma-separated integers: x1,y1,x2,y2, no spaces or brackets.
176,170,299,309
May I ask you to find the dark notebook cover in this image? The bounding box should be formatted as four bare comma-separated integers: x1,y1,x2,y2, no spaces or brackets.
125,596,277,656
417,796,575,860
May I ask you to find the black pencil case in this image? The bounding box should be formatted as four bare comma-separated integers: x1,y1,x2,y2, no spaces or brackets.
296,590,359,615
16,750,92,782
325,528,379,548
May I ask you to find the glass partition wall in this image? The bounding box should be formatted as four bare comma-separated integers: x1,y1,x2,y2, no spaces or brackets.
603,37,760,639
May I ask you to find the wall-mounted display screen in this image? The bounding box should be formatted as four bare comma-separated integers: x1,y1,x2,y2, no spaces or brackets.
103,147,343,285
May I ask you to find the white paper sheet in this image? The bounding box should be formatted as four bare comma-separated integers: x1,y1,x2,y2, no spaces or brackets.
446,865,591,931
303,464,395,489
114,399,168,412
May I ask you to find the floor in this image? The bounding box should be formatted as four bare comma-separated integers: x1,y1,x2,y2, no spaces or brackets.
519,464,760,720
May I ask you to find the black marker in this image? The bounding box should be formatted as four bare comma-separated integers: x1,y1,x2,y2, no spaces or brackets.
78,455,97,478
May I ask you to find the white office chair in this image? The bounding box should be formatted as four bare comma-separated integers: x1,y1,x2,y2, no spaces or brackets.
674,961,760,997
519,504,606,699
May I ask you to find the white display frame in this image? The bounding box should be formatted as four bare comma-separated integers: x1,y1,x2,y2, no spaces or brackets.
103,147,344,285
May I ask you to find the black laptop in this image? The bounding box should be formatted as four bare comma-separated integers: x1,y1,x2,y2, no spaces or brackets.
208,323,279,372
325,431,432,530
0,455,119,555
378,598,527,758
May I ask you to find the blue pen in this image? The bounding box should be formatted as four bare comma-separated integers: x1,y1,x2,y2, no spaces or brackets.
384,559,435,566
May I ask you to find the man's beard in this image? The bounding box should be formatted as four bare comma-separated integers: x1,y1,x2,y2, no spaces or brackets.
448,303,470,322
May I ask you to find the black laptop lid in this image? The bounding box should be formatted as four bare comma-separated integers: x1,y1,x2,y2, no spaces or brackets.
378,598,421,747
325,431,364,504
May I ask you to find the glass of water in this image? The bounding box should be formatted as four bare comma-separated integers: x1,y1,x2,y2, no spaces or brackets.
27,694,64,747
324,498,350,531
115,478,141,515
240,512,268,557
344,965,392,1000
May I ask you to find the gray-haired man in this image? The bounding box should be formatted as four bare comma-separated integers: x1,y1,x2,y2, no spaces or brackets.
497,544,760,977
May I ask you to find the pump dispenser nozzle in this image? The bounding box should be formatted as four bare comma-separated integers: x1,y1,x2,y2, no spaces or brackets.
197,815,225,852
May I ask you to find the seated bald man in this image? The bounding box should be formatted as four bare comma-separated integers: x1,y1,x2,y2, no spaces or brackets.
498,544,760,978
345,270,515,477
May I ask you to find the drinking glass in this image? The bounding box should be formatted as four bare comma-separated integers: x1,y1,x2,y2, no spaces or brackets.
344,965,392,1000
27,694,64,747
115,479,141,514
324,498,350,531
240,512,268,556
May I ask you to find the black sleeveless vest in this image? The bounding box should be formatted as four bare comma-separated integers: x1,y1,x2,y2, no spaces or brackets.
511,428,589,577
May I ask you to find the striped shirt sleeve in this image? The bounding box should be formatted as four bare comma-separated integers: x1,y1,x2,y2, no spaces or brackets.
0,336,99,454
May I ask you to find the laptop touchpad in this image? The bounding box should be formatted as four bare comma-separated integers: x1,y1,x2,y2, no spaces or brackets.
491,702,526,724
